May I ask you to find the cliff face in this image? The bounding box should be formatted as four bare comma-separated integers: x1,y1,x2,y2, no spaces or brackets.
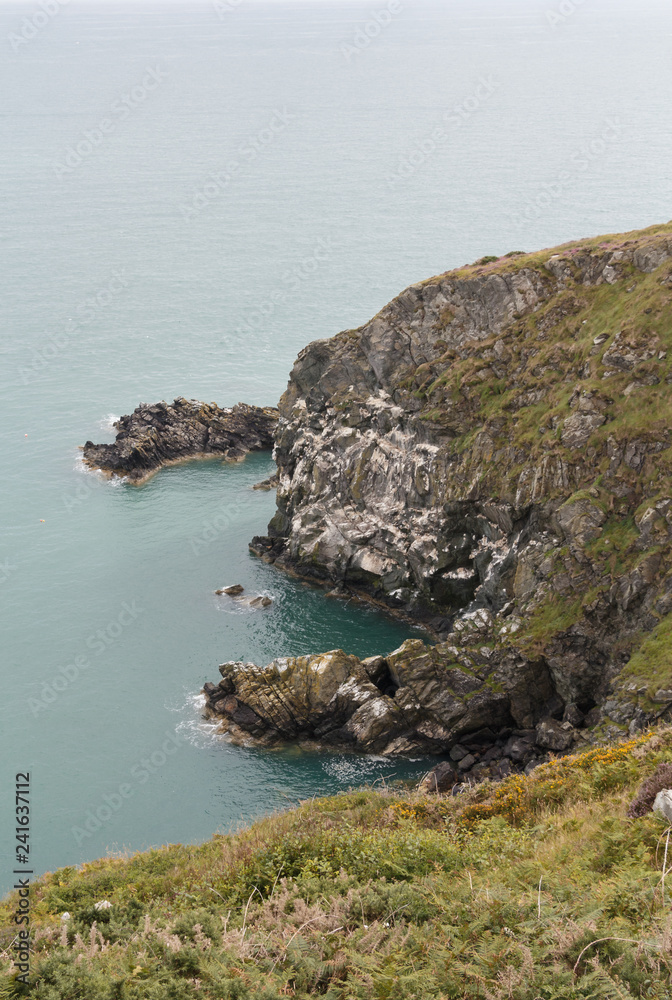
234,224,672,759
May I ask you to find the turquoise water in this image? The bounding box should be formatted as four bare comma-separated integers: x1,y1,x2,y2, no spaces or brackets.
1,0,671,894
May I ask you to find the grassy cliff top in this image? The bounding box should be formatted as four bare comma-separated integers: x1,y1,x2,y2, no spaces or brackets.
431,220,672,282
3,727,672,998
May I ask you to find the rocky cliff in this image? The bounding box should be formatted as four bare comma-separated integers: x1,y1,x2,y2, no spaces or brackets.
205,222,672,768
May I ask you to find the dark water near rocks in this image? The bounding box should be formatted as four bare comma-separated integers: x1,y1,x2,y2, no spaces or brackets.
1,0,670,894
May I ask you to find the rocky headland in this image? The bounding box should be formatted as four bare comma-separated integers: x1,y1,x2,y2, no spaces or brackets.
202,222,672,779
82,397,278,482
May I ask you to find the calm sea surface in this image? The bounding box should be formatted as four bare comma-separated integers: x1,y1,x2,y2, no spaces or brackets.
1,0,670,893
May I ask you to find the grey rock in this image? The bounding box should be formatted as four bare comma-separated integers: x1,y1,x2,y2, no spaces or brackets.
457,753,476,771
555,497,606,547
653,789,672,823
252,474,279,491
602,330,660,372
418,761,457,794
503,736,534,762
223,229,672,757
563,703,585,727
204,638,521,755
248,596,273,608
561,412,606,450
633,245,671,273
361,655,389,689
83,398,278,482
535,718,575,752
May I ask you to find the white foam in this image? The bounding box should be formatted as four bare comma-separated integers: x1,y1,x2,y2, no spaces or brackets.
321,756,397,783
72,451,126,485
173,691,233,750
99,413,120,434
213,591,276,615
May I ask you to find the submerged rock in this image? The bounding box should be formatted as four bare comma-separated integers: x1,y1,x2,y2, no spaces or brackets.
83,398,278,482
214,588,273,610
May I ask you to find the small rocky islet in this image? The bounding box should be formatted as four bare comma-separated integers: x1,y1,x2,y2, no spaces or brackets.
82,397,278,482
85,222,672,789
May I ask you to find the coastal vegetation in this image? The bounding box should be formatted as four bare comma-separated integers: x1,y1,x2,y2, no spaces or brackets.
3,728,672,998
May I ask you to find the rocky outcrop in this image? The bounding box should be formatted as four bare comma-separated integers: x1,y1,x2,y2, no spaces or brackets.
83,398,278,482
202,635,582,773
244,224,672,746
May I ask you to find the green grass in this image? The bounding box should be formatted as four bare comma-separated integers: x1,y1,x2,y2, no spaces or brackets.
515,596,584,655
585,515,640,578
423,220,672,284
4,730,672,998
618,613,672,703
415,261,672,487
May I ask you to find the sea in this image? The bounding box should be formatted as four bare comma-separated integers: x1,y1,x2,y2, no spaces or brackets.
1,0,670,895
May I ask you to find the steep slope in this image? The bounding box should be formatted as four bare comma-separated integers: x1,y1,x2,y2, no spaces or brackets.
238,223,672,753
